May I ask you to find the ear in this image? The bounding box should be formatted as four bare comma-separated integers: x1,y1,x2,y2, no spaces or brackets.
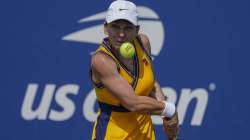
104,23,108,35
136,25,140,34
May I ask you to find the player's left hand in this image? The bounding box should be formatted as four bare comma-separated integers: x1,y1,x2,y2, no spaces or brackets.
163,112,179,140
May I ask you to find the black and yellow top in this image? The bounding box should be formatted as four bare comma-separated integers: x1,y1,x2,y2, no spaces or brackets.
90,36,156,140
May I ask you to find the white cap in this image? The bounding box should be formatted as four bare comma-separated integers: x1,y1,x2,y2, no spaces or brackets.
106,0,138,25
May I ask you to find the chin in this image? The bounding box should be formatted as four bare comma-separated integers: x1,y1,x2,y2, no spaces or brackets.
114,42,122,48
114,45,120,50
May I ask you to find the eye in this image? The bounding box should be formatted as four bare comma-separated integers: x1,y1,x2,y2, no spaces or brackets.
110,24,120,30
124,26,135,32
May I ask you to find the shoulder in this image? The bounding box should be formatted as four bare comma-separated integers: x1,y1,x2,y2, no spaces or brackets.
138,33,151,55
91,52,117,76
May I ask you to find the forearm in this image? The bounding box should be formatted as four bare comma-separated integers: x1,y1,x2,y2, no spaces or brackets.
101,75,174,116
130,92,175,118
150,81,166,101
129,95,165,115
109,81,164,114
102,77,165,115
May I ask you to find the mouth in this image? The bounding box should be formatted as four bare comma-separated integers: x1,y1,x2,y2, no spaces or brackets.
116,41,125,46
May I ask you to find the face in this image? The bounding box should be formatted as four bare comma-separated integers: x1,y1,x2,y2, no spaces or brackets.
104,19,139,50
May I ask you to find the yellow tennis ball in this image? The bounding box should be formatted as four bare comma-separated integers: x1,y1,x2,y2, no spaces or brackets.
119,42,135,59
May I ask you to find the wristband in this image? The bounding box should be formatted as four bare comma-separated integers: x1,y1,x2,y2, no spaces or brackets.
160,101,176,118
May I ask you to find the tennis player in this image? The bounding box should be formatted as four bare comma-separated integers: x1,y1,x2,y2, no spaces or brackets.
90,0,179,139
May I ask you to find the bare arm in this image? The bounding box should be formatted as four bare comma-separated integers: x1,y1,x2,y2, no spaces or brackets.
91,52,165,115
139,34,166,101
150,81,166,101
139,34,180,139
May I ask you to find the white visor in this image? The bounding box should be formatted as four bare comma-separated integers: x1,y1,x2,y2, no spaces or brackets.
106,0,138,25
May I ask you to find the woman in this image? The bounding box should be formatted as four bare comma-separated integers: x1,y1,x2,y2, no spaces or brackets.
90,0,179,139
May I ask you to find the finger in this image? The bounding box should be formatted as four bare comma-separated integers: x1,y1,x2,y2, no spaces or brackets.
163,119,177,124
163,117,178,123
166,121,178,127
166,125,179,134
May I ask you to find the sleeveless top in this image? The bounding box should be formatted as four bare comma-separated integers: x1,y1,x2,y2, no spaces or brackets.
90,36,156,140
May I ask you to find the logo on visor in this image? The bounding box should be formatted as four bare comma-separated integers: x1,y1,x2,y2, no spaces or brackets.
62,6,165,59
118,8,128,11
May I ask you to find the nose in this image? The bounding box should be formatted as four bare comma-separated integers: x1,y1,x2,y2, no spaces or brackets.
118,29,125,38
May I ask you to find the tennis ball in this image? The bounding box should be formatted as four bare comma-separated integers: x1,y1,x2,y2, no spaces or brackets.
119,42,135,59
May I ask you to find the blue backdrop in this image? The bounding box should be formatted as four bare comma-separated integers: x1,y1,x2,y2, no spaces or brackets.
1,0,250,140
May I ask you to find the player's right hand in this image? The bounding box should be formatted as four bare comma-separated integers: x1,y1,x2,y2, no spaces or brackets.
163,112,179,140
